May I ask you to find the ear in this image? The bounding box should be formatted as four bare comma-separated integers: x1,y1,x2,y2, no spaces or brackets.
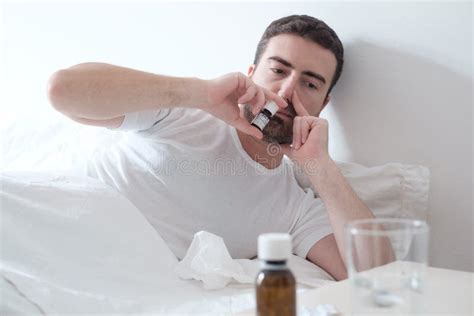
247,64,256,77
316,95,331,117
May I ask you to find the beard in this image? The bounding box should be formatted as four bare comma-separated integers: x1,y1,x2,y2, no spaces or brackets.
243,104,295,144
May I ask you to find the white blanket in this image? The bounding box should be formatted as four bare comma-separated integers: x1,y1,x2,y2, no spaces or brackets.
0,158,429,314
0,172,332,314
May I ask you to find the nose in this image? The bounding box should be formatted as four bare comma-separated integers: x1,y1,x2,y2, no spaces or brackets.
277,74,298,102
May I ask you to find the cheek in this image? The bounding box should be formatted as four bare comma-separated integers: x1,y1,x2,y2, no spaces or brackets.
312,103,326,116
251,69,277,89
298,92,326,115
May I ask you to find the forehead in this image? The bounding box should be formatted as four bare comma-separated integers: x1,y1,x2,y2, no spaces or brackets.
261,34,337,83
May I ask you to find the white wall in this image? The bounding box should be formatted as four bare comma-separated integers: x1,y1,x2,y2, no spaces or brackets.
2,1,472,271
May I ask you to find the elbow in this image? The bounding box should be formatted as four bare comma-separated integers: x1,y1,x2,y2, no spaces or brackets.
47,69,72,115
335,267,348,281
47,62,105,118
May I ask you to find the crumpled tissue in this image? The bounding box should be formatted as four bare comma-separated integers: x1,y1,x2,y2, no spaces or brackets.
174,231,255,289
174,231,336,290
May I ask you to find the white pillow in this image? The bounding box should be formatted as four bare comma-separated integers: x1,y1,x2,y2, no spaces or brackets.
293,160,430,220
0,115,123,174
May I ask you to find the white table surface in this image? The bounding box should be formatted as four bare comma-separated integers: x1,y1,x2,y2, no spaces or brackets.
237,264,473,315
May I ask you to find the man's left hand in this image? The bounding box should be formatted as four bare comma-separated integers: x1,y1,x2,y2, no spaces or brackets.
281,91,331,172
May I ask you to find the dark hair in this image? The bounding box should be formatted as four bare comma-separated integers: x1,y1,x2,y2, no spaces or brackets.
253,15,344,96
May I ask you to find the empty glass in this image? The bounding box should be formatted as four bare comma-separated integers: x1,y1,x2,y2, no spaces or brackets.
345,218,430,315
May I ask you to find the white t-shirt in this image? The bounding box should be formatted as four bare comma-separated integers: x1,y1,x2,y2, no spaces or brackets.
86,107,333,260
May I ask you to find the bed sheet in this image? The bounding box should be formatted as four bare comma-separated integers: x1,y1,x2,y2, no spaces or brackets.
0,172,330,315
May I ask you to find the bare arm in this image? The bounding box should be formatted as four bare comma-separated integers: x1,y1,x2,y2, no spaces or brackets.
307,156,397,272
47,62,207,121
282,92,394,277
306,156,375,265
307,234,348,281
47,63,287,136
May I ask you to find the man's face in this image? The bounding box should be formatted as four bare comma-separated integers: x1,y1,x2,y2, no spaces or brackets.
245,34,337,144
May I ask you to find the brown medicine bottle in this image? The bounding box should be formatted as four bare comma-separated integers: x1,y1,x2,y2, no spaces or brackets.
256,233,296,316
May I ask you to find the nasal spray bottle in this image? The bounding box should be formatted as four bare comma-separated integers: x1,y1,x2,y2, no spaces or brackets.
251,101,279,131
256,233,296,316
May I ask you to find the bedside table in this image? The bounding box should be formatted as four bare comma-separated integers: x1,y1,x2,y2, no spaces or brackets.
237,265,472,315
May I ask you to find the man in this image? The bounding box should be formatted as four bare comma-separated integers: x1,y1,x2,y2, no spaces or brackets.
48,15,377,281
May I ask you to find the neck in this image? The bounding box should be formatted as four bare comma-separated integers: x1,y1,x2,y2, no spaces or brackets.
236,129,284,169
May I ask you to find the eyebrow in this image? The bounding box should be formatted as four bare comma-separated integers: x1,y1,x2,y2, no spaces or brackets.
268,56,327,85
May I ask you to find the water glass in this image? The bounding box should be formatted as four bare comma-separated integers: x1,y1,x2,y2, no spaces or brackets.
345,218,430,315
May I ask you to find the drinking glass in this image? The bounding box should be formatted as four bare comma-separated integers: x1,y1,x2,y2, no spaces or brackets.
345,218,430,315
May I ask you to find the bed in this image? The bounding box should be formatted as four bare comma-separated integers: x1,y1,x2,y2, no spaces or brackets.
0,118,430,314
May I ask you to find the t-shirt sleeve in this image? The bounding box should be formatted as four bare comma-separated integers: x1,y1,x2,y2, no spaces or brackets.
110,109,172,132
290,189,333,258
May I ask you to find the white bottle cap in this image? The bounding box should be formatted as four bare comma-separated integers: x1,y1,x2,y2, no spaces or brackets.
263,101,279,116
258,233,292,261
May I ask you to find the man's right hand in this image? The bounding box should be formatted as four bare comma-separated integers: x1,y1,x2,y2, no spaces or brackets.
203,72,287,139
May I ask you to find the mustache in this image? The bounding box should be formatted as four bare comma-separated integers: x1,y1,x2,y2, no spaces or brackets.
284,101,297,118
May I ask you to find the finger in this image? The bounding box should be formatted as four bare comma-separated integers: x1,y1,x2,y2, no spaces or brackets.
238,84,258,105
264,89,288,109
301,117,311,144
292,90,310,116
238,85,257,104
256,88,266,108
293,117,302,150
252,88,267,115
233,117,263,139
